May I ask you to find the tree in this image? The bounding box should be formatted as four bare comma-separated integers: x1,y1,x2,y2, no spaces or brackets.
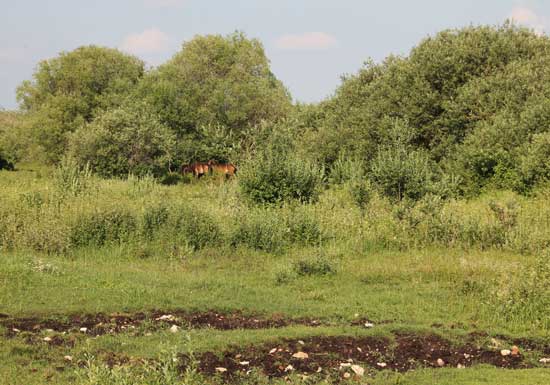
17,46,144,162
66,101,175,178
138,32,291,138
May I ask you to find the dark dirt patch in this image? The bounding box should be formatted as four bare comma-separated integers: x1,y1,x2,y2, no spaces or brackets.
180,333,532,381
1,310,324,337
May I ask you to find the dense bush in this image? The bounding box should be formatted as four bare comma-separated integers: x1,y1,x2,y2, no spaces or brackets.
171,206,222,250
70,208,137,247
17,46,144,162
230,208,286,252
239,132,324,204
67,101,176,178
297,24,550,195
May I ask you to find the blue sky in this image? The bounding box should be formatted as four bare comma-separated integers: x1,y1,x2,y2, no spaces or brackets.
1,0,548,109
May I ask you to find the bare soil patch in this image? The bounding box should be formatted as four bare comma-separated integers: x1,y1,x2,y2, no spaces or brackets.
180,333,535,381
1,310,323,337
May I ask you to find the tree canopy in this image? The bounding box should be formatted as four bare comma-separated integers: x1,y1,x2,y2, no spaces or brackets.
17,45,145,162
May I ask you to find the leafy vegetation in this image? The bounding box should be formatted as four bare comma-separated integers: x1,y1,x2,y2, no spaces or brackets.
2,23,550,385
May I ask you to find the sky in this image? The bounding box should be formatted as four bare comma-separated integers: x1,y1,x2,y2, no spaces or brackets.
1,0,549,109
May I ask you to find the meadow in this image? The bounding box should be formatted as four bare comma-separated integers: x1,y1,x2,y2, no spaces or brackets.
0,163,549,385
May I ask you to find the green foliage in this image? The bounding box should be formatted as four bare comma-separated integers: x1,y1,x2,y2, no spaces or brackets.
493,250,550,329
306,23,550,194
293,255,337,277
519,132,550,190
0,110,27,168
172,206,222,250
69,208,137,248
239,132,324,204
369,121,436,201
138,31,291,137
17,46,144,162
53,157,92,199
230,208,286,252
67,101,176,178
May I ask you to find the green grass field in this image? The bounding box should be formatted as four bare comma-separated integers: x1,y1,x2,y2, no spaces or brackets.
1,165,549,384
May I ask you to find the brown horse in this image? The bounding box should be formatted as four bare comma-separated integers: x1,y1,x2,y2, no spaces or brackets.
181,162,210,178
208,160,237,178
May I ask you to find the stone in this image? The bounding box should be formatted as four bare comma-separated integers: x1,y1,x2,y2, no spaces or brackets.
500,349,511,356
292,351,309,359
376,362,387,368
343,372,351,379
364,322,374,328
269,348,277,354
539,358,550,364
79,327,88,333
43,337,52,342
215,367,227,373
64,355,73,361
169,325,179,333
284,364,294,372
437,358,445,367
351,364,365,376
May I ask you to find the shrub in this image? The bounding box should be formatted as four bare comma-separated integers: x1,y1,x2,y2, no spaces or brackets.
172,206,221,250
67,100,176,178
285,208,322,245
239,147,324,205
370,121,436,201
519,132,550,191
70,208,137,247
141,204,170,239
293,255,337,277
53,157,92,199
231,208,286,252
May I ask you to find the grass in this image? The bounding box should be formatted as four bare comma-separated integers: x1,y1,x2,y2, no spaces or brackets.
0,164,549,384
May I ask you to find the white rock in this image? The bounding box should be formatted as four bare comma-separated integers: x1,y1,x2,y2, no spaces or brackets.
437,358,445,367
156,314,175,321
500,349,511,356
376,362,387,368
45,329,54,333
457,364,465,369
463,353,472,359
357,347,363,353
239,361,250,366
539,358,550,364
215,367,227,373
64,355,73,361
284,364,294,372
343,372,351,379
339,363,352,368
316,367,322,373
169,325,179,333
43,337,52,342
79,327,88,333
298,340,305,345
269,348,277,354
364,322,374,328
351,364,364,376
292,352,309,359
12,328,20,333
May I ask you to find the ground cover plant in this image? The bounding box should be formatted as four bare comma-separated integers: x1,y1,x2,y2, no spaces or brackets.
1,23,550,385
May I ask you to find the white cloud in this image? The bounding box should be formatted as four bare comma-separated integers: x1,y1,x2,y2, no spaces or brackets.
144,0,185,8
120,28,173,55
509,6,547,34
275,32,337,51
